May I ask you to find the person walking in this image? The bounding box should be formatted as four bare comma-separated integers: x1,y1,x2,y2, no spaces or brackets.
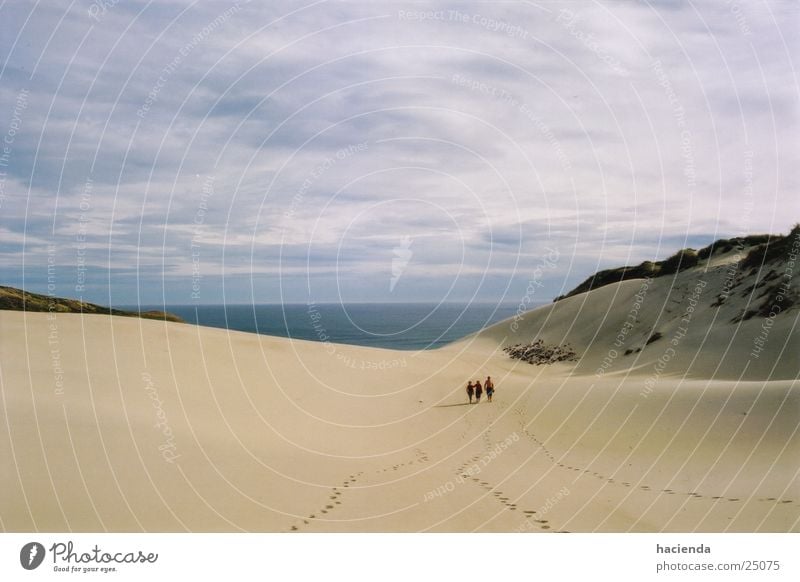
474,380,483,403
466,381,475,404
485,376,495,403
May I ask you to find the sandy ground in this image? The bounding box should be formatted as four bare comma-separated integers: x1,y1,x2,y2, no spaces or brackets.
1,254,798,532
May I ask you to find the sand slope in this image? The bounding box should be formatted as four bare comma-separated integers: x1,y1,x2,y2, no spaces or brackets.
1,250,798,532
467,246,799,381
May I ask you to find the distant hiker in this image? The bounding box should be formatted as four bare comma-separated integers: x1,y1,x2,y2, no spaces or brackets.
466,381,475,404
474,380,483,403
485,376,495,403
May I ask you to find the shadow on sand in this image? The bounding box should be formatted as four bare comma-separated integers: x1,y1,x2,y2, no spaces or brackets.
433,402,473,408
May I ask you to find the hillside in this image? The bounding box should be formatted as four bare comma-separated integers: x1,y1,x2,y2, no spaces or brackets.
553,228,796,301
0,285,184,323
467,226,800,381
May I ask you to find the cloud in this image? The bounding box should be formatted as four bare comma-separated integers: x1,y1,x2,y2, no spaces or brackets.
1,0,797,304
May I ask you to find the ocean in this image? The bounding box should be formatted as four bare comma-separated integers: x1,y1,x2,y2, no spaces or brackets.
129,302,535,350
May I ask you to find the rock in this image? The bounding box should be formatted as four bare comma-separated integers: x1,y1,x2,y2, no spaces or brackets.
503,339,578,365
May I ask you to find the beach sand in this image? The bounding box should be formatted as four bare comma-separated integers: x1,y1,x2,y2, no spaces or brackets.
1,250,798,532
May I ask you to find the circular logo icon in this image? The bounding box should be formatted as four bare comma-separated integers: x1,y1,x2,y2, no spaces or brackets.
20,542,45,570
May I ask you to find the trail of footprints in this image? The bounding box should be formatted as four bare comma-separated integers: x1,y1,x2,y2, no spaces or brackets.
510,408,795,507
453,428,567,532
377,447,430,473
288,472,363,532
288,449,431,531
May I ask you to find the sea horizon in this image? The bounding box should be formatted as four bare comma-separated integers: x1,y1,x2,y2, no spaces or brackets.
123,301,543,350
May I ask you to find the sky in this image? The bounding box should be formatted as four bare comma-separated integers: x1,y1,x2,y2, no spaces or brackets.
1,0,798,306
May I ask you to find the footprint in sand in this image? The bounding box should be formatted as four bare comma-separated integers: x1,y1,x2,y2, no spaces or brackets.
541,525,551,530
290,526,298,531
524,510,536,515
727,498,740,502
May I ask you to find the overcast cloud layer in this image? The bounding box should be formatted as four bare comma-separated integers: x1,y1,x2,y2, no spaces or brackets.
1,0,798,306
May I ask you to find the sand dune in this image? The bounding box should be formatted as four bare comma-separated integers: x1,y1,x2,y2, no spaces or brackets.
467,245,799,381
1,247,798,532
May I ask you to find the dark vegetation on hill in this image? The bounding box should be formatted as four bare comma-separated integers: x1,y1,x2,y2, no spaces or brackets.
0,285,184,323
554,226,798,302
728,224,800,322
